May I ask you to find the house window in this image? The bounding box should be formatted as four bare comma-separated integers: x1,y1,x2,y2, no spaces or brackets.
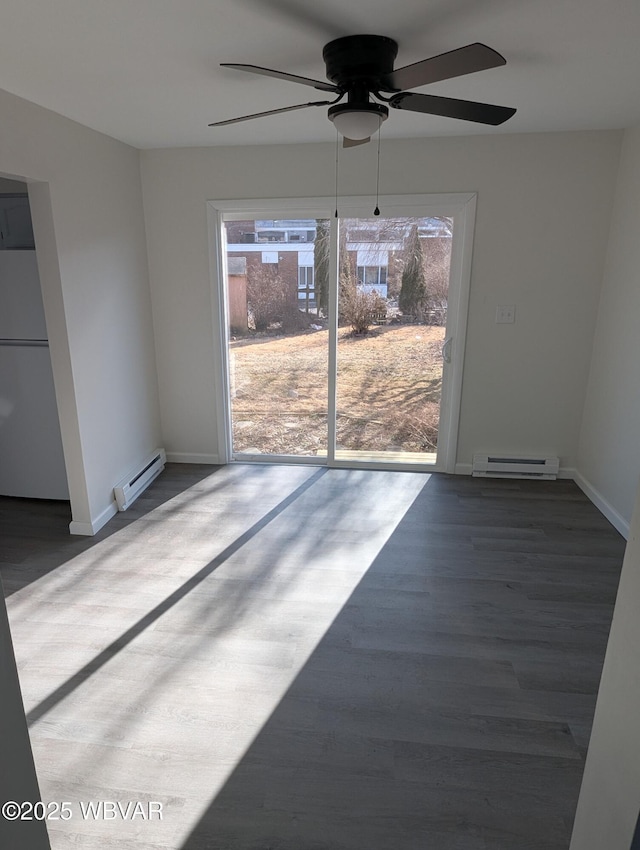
261,251,278,264
357,266,387,288
298,266,314,289
297,266,315,311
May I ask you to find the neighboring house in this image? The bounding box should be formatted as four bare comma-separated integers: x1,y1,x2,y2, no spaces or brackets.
226,219,317,313
226,217,452,317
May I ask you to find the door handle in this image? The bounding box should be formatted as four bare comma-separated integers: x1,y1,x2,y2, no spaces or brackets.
442,336,453,364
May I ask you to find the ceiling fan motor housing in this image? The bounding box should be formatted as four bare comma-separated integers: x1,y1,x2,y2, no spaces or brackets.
322,35,398,90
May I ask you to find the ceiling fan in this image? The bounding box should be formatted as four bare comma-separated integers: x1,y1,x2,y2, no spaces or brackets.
209,35,516,146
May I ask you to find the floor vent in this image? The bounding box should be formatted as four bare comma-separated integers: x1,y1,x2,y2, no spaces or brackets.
472,454,559,480
114,448,166,511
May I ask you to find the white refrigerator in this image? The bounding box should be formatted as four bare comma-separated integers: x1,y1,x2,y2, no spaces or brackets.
0,250,69,499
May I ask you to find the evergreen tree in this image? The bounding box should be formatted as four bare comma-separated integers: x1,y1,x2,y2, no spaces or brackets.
399,224,427,317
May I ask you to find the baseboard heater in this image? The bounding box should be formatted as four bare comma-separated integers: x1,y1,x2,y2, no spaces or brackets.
114,448,166,511
472,454,559,480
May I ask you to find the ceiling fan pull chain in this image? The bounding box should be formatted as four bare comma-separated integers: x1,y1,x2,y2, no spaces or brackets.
334,126,340,218
374,116,382,216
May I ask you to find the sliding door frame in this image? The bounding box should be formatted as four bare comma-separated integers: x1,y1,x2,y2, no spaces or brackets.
207,193,476,472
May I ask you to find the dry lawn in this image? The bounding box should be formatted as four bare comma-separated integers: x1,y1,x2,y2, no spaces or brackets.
230,324,445,456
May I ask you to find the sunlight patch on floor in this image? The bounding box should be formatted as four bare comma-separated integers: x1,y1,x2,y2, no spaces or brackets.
6,467,430,849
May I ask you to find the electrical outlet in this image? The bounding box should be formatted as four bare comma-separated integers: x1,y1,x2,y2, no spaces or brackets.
496,304,516,324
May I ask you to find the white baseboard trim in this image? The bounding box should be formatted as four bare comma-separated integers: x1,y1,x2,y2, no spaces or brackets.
558,466,576,480
573,470,630,539
165,452,221,465
454,463,472,475
69,500,118,537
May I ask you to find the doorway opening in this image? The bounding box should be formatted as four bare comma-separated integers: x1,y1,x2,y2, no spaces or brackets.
210,194,476,472
0,176,69,501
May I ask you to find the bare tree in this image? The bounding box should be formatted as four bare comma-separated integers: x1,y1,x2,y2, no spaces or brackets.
338,225,384,333
314,219,330,317
313,216,452,322
341,215,452,305
338,225,355,302
423,236,452,324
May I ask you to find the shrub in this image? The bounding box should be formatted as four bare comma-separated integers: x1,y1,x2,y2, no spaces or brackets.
340,288,387,335
246,264,289,331
280,301,309,333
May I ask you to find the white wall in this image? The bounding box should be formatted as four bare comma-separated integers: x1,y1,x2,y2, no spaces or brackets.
577,126,640,533
140,131,621,467
0,87,161,533
570,477,640,850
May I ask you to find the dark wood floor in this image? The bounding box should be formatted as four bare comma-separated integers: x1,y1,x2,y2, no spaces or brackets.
0,464,626,850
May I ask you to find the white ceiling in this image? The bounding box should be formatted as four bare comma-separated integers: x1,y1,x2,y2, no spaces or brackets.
0,0,639,149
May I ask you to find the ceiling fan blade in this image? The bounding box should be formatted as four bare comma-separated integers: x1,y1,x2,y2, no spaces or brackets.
389,92,516,126
221,63,338,93
382,43,507,92
209,100,332,127
343,136,370,148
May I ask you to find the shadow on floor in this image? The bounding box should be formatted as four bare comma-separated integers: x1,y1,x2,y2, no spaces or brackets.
22,465,328,727
177,476,624,850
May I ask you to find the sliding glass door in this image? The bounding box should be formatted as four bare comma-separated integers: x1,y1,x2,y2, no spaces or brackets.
210,195,475,471
335,215,451,464
222,216,329,460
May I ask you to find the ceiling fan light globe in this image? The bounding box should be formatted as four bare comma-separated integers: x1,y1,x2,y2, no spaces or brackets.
328,104,388,140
